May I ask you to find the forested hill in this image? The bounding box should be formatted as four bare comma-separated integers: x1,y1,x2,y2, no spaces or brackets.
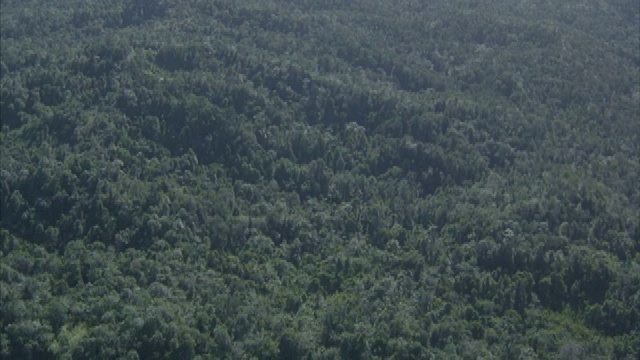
1,0,639,358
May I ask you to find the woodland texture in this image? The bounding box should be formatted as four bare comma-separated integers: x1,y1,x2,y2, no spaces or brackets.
1,0,639,359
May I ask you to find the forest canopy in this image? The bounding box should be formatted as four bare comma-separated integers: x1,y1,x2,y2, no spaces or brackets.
1,0,639,359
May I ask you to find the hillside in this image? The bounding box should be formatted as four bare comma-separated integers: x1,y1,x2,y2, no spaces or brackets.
1,0,639,358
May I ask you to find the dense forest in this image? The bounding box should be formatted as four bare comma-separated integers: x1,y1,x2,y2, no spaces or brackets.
1,0,639,358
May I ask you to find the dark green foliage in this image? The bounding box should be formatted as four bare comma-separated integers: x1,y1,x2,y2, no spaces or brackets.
1,0,639,358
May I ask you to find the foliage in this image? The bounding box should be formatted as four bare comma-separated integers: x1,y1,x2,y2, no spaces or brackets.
1,0,639,358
